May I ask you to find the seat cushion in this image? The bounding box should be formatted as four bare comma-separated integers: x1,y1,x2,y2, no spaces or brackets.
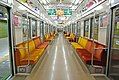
37,42,49,49
71,42,83,49
94,45,104,60
34,49,44,54
17,43,27,59
81,55,92,64
25,40,36,53
33,37,42,48
20,49,44,65
20,56,39,65
76,49,91,57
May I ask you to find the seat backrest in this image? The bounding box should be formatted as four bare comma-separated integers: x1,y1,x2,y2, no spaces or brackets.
15,48,21,66
78,37,82,43
45,34,50,40
67,32,70,36
25,40,36,53
89,41,96,54
70,33,75,39
16,43,27,59
85,40,92,52
51,32,54,36
80,37,88,48
94,44,105,60
33,37,42,48
70,33,73,36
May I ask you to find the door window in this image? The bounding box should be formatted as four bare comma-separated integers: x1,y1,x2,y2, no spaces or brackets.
0,5,11,79
109,8,119,80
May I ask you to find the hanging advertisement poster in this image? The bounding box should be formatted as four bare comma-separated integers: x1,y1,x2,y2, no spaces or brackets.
13,15,19,27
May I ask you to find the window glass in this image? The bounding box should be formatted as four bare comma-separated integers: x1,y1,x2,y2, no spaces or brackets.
109,8,119,80
77,21,81,36
84,20,89,37
0,6,11,79
94,17,99,40
32,19,37,37
90,17,99,40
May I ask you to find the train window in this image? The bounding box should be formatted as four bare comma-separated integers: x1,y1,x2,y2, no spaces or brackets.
90,18,93,38
0,6,12,79
22,16,30,40
90,16,99,40
94,17,99,40
68,25,71,32
40,21,42,37
37,21,40,36
32,19,37,37
91,17,99,40
47,24,48,33
46,24,48,33
71,24,73,33
84,19,89,37
47,24,49,33
74,23,77,34
44,23,46,34
77,21,81,36
40,21,44,38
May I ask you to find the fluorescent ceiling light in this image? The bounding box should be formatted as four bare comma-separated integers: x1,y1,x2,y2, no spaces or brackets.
55,21,58,24
106,2,109,5
111,0,114,4
46,0,50,3
71,5,77,9
18,5,27,10
73,0,76,3
73,0,81,5
94,5,103,10
59,16,65,20
74,0,79,5
39,0,47,4
44,5,51,9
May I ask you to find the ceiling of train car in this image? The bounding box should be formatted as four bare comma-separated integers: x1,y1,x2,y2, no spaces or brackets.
37,0,83,26
15,0,105,27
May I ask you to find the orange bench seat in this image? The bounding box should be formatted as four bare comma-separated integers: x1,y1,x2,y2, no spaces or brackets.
15,40,46,66
75,37,107,66
71,37,88,49
33,37,49,49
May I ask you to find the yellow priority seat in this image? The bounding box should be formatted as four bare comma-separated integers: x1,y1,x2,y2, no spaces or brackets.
15,40,45,66
71,37,82,49
45,34,50,40
25,40,45,54
80,37,88,48
71,42,83,49
71,37,88,49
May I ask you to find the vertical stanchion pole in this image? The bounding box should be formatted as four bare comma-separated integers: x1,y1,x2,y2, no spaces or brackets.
91,10,97,67
26,11,30,72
